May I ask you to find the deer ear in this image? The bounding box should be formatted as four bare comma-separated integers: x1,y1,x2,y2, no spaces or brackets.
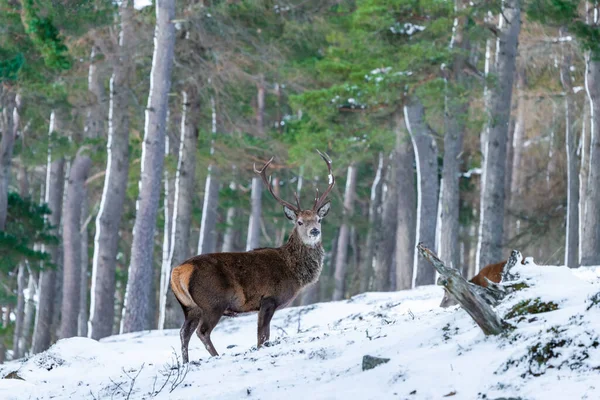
317,201,330,218
283,206,297,221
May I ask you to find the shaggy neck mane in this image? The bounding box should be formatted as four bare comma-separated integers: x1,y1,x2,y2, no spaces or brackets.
283,229,324,286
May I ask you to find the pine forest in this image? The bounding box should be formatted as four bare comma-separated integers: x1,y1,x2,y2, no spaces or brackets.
0,1,599,396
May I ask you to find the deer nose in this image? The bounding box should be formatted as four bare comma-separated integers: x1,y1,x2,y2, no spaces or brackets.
310,228,320,236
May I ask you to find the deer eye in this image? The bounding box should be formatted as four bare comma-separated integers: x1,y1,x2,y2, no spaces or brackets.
318,218,322,223
297,221,303,226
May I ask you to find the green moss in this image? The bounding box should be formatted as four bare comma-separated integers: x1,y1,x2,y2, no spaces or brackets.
586,292,600,311
505,298,559,320
506,282,530,292
527,338,569,376
502,327,600,377
525,329,599,377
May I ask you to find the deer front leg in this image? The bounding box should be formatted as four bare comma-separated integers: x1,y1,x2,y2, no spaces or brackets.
257,297,277,348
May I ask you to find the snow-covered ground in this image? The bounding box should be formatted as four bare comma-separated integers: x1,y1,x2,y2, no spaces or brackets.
2,263,600,400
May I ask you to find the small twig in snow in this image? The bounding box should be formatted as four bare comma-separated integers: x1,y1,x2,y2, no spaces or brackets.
385,301,402,309
108,377,127,399
274,325,288,336
121,363,144,400
152,347,189,395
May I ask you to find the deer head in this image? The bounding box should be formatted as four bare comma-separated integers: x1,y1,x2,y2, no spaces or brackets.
254,150,335,246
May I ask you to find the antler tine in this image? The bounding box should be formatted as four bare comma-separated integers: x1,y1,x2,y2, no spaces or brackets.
253,156,274,175
293,191,301,210
316,149,332,164
254,156,301,212
313,150,335,210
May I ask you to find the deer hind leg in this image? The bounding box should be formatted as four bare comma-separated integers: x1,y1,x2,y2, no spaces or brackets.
257,297,278,348
196,306,224,357
180,307,201,364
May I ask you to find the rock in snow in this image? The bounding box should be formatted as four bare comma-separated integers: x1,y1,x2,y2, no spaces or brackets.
361,355,390,371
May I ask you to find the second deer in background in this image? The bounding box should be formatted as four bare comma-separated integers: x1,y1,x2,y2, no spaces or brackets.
439,257,527,308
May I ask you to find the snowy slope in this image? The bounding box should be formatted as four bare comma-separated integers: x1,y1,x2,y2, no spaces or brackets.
1,263,600,400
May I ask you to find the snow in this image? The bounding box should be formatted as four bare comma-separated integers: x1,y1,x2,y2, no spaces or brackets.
370,67,392,75
461,167,482,178
2,264,600,399
134,0,152,10
390,22,426,35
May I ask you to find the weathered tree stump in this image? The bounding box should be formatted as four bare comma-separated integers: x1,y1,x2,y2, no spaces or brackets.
417,243,517,335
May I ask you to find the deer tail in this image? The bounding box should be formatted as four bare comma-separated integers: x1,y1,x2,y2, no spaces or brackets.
170,264,197,308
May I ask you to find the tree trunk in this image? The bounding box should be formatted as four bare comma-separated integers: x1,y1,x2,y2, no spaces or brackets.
85,45,106,141
60,42,103,340
0,306,8,363
476,3,520,270
78,192,89,337
256,80,265,136
121,0,175,334
32,111,65,354
222,184,238,252
246,82,267,251
198,170,219,254
581,51,600,265
395,113,417,290
506,67,526,247
360,153,384,293
321,232,338,300
197,97,220,255
404,98,439,287
160,90,199,329
374,154,398,291
89,0,134,340
480,15,497,165
476,21,497,274
158,131,173,329
459,224,472,277
21,270,37,356
439,9,468,271
59,154,92,339
0,91,20,230
160,131,172,312
13,263,26,359
560,28,579,268
12,167,29,359
579,100,589,265
349,225,360,289
333,164,358,301
546,102,558,191
246,177,263,251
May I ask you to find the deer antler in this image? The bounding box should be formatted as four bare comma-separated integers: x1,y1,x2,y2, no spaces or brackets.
313,150,335,210
254,157,301,212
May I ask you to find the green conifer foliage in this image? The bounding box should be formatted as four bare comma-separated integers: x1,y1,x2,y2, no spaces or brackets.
527,0,600,56
0,192,59,279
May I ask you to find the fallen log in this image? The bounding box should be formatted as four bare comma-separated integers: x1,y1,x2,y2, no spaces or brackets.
417,243,513,335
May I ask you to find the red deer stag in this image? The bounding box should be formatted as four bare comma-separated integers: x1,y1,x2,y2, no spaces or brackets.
439,258,525,308
171,151,335,362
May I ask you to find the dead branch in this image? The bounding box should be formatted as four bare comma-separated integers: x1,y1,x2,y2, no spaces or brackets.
122,363,144,400
417,243,509,335
151,348,189,397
